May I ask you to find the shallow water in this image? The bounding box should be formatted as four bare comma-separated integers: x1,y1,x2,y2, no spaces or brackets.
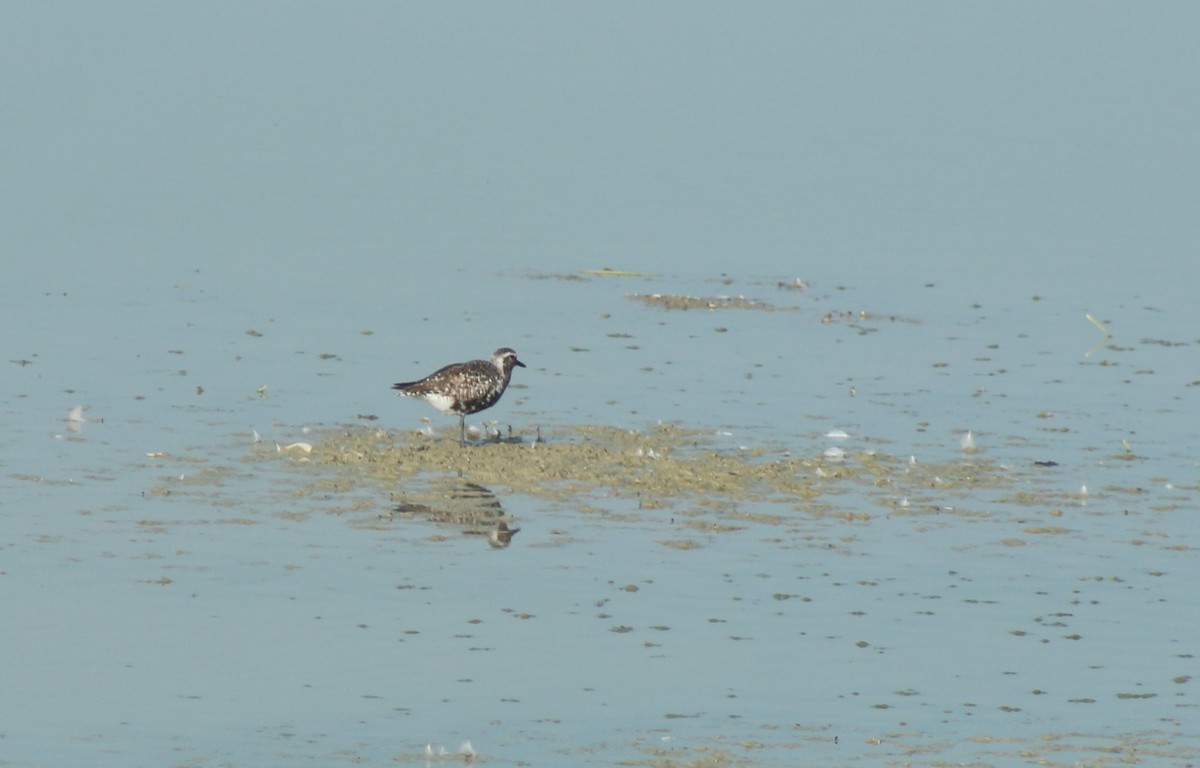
4,4,1200,766
4,266,1197,767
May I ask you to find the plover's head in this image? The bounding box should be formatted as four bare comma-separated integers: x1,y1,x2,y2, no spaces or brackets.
491,347,525,372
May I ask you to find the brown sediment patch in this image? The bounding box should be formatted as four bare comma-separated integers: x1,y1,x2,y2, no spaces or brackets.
613,728,1200,768
625,292,920,331
1023,525,1072,535
270,424,1016,534
307,424,1011,501
626,293,791,312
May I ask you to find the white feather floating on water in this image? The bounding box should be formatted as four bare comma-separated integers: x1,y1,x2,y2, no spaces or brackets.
65,405,103,433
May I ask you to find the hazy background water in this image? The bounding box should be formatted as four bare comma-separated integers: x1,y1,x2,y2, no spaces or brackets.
6,3,1197,286
3,3,1199,766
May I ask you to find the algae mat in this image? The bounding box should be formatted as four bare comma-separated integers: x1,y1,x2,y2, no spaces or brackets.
273,423,1023,535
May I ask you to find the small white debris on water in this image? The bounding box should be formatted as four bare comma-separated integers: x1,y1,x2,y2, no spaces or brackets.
66,405,86,423
825,429,850,439
422,741,474,761
960,430,976,452
65,405,103,433
823,446,845,460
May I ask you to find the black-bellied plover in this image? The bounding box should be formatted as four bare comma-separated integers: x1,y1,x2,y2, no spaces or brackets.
392,347,526,445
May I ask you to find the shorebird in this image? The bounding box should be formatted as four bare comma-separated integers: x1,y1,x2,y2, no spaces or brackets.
392,347,525,445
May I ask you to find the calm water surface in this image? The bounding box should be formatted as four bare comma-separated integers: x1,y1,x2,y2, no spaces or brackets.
2,265,1197,767
3,3,1198,765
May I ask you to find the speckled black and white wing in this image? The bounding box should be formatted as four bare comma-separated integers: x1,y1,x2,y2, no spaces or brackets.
392,347,525,417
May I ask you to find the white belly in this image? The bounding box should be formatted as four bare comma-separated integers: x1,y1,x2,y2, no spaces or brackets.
421,393,457,413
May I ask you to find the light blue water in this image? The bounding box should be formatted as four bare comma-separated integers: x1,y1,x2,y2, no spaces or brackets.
3,4,1199,766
